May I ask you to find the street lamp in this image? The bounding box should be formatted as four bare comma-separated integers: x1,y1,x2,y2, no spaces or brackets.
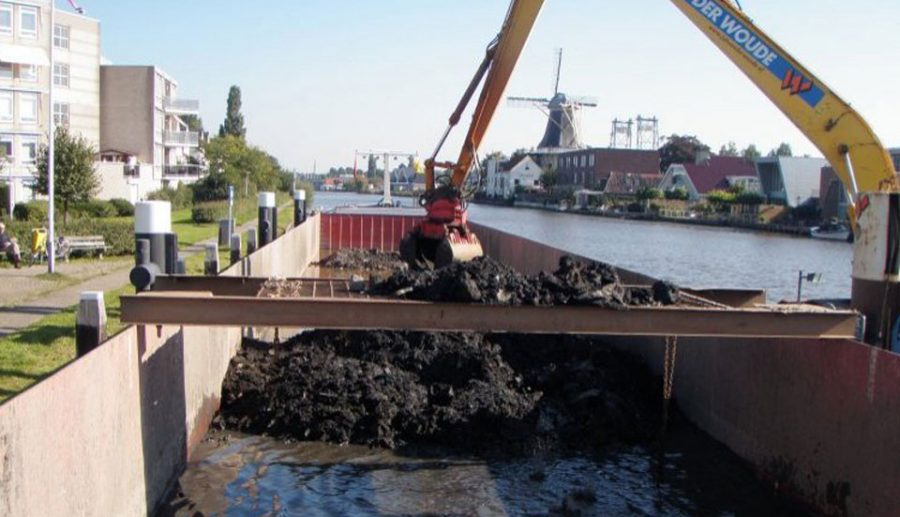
797,270,822,302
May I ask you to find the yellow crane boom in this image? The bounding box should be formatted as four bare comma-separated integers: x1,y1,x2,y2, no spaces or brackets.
672,0,895,201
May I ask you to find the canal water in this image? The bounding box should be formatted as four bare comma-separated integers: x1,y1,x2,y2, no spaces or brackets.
162,423,808,516
313,192,852,302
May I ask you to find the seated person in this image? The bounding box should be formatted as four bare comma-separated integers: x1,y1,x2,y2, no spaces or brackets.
0,223,22,268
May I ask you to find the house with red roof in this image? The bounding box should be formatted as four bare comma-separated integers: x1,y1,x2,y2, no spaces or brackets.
658,153,759,201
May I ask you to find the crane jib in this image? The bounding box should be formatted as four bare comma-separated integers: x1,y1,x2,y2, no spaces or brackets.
684,0,825,109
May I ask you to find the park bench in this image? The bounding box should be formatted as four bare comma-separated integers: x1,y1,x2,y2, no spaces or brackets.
61,235,108,261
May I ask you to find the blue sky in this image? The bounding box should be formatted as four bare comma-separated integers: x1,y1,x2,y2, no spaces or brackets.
76,0,900,171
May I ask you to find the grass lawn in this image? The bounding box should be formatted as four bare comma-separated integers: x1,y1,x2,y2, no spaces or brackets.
172,192,291,246
0,193,296,401
0,285,134,402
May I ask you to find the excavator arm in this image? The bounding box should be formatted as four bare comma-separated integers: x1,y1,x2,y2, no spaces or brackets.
404,0,545,268
671,0,896,202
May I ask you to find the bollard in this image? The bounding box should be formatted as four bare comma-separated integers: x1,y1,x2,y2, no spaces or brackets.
258,192,276,247
230,234,242,265
204,243,219,276
134,201,173,272
176,255,187,275
247,228,257,256
294,189,307,226
76,291,107,357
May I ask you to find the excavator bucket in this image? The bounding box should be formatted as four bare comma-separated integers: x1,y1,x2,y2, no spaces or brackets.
400,230,483,270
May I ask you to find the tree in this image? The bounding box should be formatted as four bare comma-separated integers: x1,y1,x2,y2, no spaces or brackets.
540,169,559,189
659,135,710,172
636,187,663,201
367,154,377,178
742,144,762,162
218,85,246,139
665,187,689,200
719,141,739,157
202,135,280,199
35,126,99,224
769,142,793,157
181,114,204,133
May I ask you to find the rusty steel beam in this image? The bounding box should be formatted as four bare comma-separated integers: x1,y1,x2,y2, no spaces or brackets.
120,294,860,339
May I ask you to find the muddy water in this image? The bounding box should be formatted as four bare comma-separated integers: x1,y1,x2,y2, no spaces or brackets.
162,422,808,516
313,192,852,303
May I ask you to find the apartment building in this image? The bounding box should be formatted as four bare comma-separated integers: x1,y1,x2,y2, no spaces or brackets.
535,148,660,189
0,0,100,209
98,65,204,202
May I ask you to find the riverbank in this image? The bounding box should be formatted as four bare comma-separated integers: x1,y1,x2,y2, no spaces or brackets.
475,198,816,239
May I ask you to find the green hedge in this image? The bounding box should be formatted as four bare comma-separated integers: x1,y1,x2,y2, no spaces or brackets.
13,201,48,222
72,200,117,219
191,202,228,224
109,198,135,217
2,218,134,256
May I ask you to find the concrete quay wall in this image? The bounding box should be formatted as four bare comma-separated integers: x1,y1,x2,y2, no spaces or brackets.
0,214,320,517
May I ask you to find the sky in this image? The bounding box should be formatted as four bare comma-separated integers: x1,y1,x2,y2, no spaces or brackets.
76,0,900,172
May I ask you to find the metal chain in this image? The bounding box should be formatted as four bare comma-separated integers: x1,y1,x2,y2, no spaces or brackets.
663,336,678,401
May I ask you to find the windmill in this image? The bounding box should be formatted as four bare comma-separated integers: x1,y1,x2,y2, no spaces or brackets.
508,49,598,150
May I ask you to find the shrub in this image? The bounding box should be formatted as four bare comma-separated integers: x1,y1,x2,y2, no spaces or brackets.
13,201,48,222
665,187,689,201
191,173,230,202
191,201,228,223
60,218,134,255
73,200,117,219
2,217,134,256
109,198,135,217
735,192,765,206
147,183,193,210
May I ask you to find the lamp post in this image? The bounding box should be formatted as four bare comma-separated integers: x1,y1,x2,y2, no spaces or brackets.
47,0,56,273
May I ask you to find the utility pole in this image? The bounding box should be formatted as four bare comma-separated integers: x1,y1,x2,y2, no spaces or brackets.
47,0,56,273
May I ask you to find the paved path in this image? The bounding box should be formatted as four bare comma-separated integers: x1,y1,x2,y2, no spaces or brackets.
0,203,292,338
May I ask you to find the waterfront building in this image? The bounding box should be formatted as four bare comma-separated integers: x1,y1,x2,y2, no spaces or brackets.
890,148,900,172
603,171,663,199
97,65,204,202
1,1,100,209
756,156,828,208
536,148,659,189
658,155,758,201
485,155,544,199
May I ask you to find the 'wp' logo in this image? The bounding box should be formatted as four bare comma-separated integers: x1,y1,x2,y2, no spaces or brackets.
782,68,814,96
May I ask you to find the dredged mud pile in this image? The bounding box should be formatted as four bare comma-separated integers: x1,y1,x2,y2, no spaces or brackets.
371,255,679,308
218,331,662,455
318,248,407,272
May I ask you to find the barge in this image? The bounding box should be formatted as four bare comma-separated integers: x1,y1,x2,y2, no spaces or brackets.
0,212,897,516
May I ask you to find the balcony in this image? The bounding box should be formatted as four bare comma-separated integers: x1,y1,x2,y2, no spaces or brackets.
162,164,206,179
163,130,200,147
163,98,200,115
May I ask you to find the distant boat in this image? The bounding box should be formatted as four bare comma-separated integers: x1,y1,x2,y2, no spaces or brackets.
810,222,852,242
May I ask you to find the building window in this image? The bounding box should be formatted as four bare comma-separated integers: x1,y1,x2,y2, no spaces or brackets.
0,62,11,80
18,92,37,123
589,154,595,167
581,155,587,167
0,3,11,35
0,91,12,122
54,24,70,49
53,63,70,87
19,136,37,165
18,5,37,39
0,134,12,163
19,64,37,82
53,102,69,127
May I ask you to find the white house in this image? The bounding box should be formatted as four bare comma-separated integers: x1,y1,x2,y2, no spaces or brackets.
484,156,543,199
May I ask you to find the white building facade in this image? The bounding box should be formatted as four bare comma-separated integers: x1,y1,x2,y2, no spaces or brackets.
484,156,544,199
98,66,204,202
0,1,99,211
